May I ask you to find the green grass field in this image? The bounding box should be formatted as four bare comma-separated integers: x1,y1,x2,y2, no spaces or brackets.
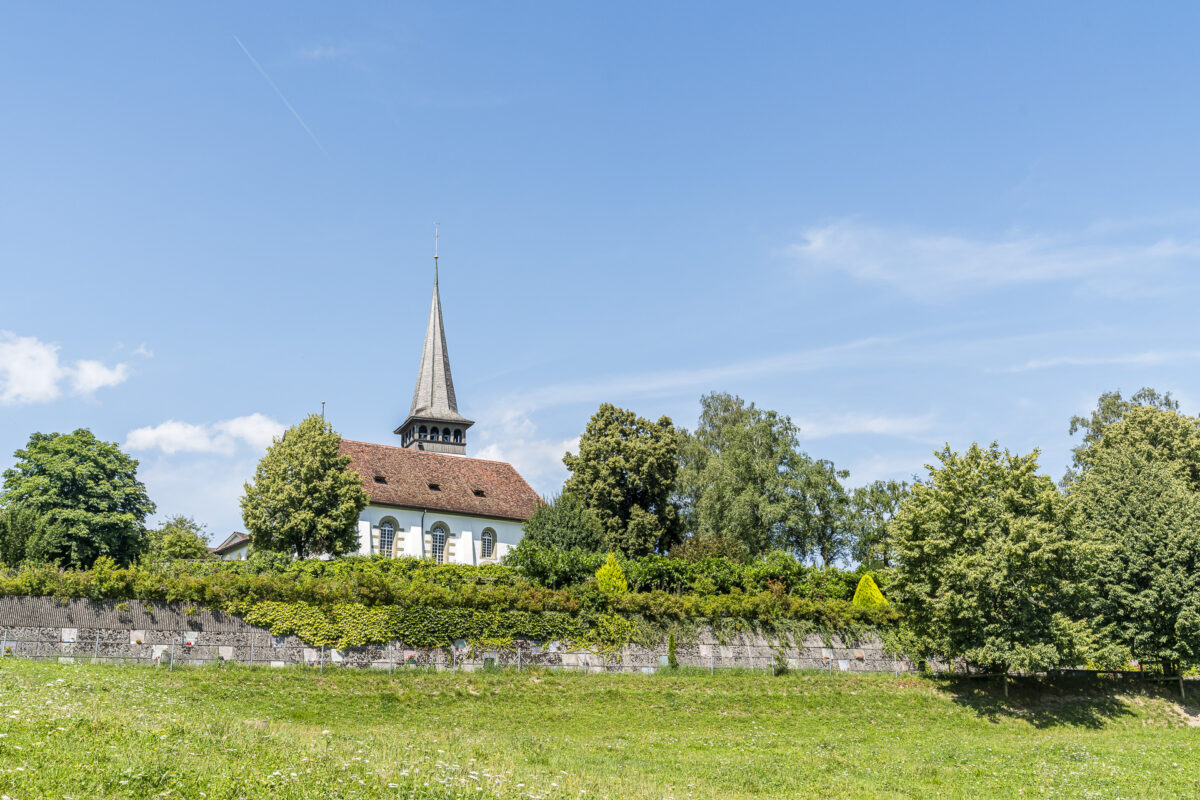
0,659,1196,799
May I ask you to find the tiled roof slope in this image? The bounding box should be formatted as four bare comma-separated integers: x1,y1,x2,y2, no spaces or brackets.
339,439,541,522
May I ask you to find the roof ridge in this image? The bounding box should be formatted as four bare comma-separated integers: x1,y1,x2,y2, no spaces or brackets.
339,438,519,467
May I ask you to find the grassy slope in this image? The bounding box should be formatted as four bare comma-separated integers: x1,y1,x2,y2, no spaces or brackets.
0,660,1196,799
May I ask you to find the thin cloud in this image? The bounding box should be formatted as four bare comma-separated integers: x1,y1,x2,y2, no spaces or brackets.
788,219,1200,298
1002,350,1200,373
126,413,285,456
233,35,328,155
506,336,897,416
0,331,130,405
796,412,936,440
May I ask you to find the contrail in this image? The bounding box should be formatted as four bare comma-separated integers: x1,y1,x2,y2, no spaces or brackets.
233,35,328,155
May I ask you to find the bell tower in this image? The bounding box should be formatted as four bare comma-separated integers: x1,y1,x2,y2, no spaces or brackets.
394,228,474,454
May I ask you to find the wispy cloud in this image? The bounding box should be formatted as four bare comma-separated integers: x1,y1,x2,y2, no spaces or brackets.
502,336,896,416
788,219,1200,298
126,413,284,456
0,332,130,404
795,412,935,440
233,35,327,155
1002,350,1200,373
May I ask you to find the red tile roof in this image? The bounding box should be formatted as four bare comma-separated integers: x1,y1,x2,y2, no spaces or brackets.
338,439,542,522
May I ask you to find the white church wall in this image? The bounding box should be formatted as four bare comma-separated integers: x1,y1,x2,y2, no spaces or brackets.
356,504,524,564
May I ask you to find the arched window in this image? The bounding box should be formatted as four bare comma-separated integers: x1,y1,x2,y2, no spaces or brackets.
442,428,451,441
379,520,395,556
430,524,447,564
481,529,495,560
418,425,428,440
453,429,462,443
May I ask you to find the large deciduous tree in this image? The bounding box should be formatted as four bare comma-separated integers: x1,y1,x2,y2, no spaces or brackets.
563,404,680,557
1072,408,1200,674
890,443,1087,672
0,429,155,567
848,479,909,569
796,458,852,567
1065,387,1180,485
676,393,810,557
240,415,368,559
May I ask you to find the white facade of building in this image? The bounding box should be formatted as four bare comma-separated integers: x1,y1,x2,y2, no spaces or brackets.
355,505,524,564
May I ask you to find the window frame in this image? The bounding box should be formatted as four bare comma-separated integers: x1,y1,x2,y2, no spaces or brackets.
480,528,496,561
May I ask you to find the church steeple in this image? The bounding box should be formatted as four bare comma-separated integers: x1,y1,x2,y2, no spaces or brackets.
395,230,474,455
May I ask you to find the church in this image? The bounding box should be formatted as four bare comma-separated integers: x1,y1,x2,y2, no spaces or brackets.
338,250,541,564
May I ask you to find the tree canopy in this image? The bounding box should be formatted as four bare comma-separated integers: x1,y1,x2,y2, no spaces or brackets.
240,415,369,559
145,515,212,562
519,492,604,553
0,429,154,567
563,404,680,557
890,443,1087,672
676,393,809,557
848,479,909,569
1072,412,1200,673
1065,387,1180,485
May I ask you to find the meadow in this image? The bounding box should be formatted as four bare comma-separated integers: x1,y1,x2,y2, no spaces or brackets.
0,659,1195,799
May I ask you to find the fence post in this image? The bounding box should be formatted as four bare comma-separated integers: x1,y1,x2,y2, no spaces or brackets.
517,647,522,673
320,645,325,672
1181,674,1186,700
170,638,175,671
93,632,99,664
452,648,457,674
2,630,7,658
710,650,714,675
388,643,394,674
249,634,254,668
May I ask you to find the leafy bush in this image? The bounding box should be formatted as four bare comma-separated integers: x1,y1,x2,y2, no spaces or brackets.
667,631,679,669
851,574,888,609
596,554,628,596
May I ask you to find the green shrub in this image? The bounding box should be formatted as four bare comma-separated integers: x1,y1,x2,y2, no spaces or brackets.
596,553,628,596
851,574,888,609
667,631,679,669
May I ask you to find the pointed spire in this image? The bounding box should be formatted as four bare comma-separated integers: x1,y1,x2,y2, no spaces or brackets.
407,229,470,424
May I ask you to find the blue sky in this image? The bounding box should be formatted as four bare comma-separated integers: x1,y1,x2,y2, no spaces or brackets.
4,3,1200,541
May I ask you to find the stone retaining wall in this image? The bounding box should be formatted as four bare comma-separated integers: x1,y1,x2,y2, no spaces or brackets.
0,597,912,673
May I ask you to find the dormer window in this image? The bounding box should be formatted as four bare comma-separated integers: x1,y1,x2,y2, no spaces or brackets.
374,476,387,484
428,483,441,491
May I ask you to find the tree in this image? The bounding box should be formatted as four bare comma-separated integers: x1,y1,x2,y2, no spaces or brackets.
795,458,851,567
1065,387,1179,485
1,429,155,567
676,393,810,557
145,515,212,562
1073,420,1200,674
563,404,680,557
0,506,46,566
520,492,604,552
240,415,369,559
890,443,1088,673
848,479,909,569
